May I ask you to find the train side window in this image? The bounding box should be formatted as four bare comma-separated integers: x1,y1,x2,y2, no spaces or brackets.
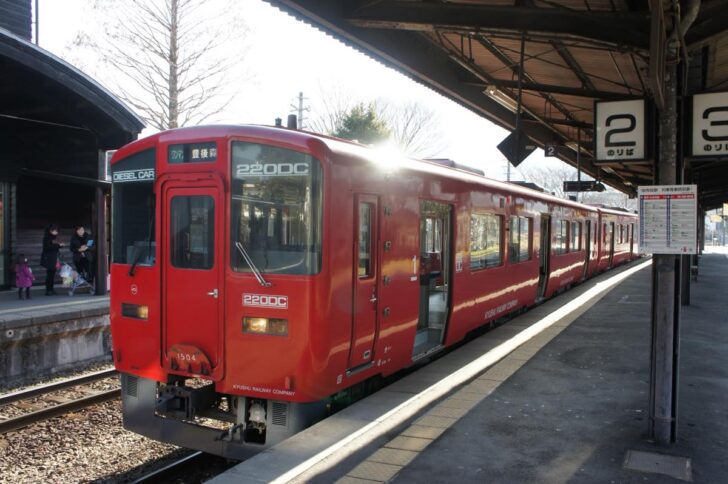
508,216,532,263
555,220,569,255
470,213,502,270
570,221,581,252
358,203,373,277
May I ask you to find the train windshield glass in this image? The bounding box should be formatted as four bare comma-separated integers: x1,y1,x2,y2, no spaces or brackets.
111,149,156,266
230,142,322,275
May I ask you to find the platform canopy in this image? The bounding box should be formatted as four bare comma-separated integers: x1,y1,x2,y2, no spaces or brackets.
0,27,144,181
265,0,728,209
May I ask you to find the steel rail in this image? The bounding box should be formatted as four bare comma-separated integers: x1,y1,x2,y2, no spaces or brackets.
0,388,120,434
131,451,209,483
0,368,118,406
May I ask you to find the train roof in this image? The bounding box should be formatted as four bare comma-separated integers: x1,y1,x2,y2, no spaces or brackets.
113,124,635,218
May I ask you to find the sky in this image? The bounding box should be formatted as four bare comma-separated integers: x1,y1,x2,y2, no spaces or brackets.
36,0,569,181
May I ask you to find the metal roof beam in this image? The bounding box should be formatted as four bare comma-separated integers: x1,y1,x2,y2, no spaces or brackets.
686,1,728,47
344,2,650,49
475,36,576,123
464,79,624,100
550,40,597,92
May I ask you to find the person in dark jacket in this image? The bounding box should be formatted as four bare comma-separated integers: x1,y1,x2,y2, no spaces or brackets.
40,224,63,295
70,225,92,281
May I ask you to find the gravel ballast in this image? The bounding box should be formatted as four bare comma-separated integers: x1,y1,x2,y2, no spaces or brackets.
0,400,185,483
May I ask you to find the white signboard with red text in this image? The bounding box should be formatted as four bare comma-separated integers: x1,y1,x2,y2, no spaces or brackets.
638,185,697,255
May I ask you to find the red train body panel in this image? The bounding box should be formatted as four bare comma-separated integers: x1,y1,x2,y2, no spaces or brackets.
110,125,637,458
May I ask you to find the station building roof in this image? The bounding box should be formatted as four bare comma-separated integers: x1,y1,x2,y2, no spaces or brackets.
0,27,144,180
265,0,728,209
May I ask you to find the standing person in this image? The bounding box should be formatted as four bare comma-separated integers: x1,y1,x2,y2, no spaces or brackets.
40,224,62,295
15,254,34,299
70,225,91,280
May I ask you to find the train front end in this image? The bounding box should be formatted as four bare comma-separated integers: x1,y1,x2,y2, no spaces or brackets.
109,127,330,459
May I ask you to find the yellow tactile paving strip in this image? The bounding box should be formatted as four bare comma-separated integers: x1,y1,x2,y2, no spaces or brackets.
336,304,583,482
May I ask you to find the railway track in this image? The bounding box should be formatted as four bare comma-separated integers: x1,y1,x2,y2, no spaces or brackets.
0,368,120,434
132,451,233,483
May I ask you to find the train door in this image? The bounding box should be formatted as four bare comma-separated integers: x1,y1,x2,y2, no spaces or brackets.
582,219,591,279
608,221,615,267
537,215,551,299
349,194,379,369
630,223,635,256
161,184,223,380
413,200,452,357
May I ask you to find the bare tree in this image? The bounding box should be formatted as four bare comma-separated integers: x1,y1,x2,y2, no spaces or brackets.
377,101,448,158
73,0,248,131
308,85,447,157
520,164,636,210
581,191,638,211
307,84,357,135
519,165,577,198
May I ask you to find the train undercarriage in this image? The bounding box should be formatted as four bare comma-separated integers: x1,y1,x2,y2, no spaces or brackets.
120,373,327,460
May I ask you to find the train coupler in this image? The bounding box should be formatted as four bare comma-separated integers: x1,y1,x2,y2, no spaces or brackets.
155,381,216,421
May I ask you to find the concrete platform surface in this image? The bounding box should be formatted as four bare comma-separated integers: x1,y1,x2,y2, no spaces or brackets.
213,256,703,483
365,251,727,484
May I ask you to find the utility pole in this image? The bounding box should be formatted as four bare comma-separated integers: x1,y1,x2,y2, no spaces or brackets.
290,92,310,130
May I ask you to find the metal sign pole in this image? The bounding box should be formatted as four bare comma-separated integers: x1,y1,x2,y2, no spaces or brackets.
510,31,526,182
576,128,581,203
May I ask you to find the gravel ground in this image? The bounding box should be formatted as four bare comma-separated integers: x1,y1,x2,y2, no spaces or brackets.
1,364,237,483
0,400,187,483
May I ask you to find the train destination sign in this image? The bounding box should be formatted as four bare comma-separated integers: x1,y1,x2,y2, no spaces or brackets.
638,185,697,254
168,142,218,163
595,99,647,162
691,91,728,157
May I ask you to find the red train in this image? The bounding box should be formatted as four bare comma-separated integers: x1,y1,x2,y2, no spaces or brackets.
109,125,637,459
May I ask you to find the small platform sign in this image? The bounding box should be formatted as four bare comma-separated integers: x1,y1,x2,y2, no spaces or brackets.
638,185,697,254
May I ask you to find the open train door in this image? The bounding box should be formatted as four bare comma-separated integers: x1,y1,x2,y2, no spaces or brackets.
537,215,550,299
608,221,615,268
161,180,224,381
582,220,591,280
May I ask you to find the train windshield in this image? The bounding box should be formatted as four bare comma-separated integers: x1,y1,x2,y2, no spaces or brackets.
230,141,322,275
111,149,156,266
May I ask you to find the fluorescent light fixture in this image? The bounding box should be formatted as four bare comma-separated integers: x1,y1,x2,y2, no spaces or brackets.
483,85,518,113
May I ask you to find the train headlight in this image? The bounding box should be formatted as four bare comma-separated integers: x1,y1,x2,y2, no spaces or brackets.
243,317,288,336
121,303,149,320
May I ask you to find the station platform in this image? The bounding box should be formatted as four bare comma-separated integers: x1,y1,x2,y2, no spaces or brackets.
0,290,110,386
212,250,727,484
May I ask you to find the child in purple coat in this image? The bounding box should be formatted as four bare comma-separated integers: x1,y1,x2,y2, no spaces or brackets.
15,254,34,299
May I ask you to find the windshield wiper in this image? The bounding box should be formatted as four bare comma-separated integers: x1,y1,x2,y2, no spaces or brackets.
235,241,271,287
128,248,142,276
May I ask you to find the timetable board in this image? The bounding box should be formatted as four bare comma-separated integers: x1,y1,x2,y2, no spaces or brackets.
638,185,697,254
